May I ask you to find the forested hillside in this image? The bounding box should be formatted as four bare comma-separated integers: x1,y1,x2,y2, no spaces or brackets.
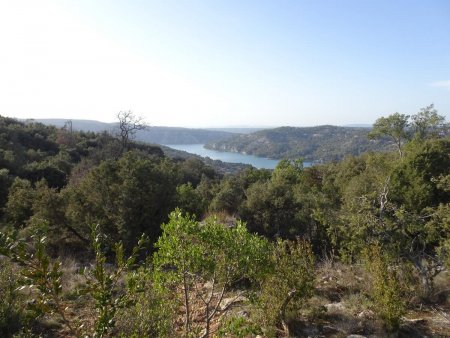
33,119,236,145
0,107,449,337
205,125,392,161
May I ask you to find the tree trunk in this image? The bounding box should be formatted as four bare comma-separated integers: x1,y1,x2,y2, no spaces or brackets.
183,272,190,337
205,303,210,338
411,256,434,296
397,139,403,158
279,289,297,337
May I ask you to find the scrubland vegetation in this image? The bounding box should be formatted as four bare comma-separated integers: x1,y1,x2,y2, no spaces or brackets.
0,105,449,337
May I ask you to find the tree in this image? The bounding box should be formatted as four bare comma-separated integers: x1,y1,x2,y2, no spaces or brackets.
369,113,410,157
390,137,450,211
65,151,179,250
0,169,12,217
30,180,89,249
176,182,206,217
411,104,447,139
116,111,147,153
5,178,34,227
241,159,305,239
332,139,449,294
209,176,245,214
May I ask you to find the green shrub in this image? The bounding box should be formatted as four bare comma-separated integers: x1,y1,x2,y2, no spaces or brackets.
153,210,271,337
364,245,405,333
0,226,149,337
115,267,175,337
0,259,23,337
0,231,80,336
217,317,262,338
256,239,315,337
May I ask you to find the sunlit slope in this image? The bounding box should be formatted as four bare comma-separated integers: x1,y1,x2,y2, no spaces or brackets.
205,125,391,162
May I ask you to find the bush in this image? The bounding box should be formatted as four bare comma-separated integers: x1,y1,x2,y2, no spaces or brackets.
115,267,175,337
217,317,262,338
153,210,271,337
0,226,149,337
0,259,23,337
256,239,315,337
364,245,405,333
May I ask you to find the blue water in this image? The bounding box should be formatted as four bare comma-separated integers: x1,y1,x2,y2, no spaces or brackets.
165,144,311,170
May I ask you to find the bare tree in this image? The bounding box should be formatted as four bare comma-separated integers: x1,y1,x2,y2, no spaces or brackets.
116,110,147,153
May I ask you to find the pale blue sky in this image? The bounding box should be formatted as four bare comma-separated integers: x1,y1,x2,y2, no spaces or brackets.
0,0,449,127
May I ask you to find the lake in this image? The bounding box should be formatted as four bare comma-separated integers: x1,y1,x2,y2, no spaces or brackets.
165,144,311,169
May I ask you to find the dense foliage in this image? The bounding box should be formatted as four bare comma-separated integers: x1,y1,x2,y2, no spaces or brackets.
0,107,449,337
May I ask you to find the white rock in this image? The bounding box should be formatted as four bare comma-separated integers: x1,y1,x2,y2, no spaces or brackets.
219,295,248,311
357,309,375,319
324,302,346,312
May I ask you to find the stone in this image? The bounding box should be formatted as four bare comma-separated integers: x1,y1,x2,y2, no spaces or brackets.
357,309,375,319
324,302,346,312
322,325,342,334
219,295,248,311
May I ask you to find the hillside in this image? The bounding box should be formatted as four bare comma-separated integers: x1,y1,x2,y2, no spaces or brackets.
31,119,236,144
205,125,391,162
19,118,247,174
1,113,449,337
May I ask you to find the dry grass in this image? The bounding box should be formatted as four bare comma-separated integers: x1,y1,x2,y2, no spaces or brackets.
60,256,85,297
290,259,447,337
315,260,369,301
432,270,450,306
6,250,449,337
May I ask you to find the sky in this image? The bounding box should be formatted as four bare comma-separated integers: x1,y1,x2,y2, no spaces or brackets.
0,0,449,128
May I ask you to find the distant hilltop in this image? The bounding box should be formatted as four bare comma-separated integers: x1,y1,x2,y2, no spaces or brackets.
342,123,373,128
205,125,390,162
26,118,237,145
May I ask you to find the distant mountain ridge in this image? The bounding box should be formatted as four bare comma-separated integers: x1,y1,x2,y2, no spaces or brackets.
342,123,372,128
29,119,237,145
25,119,113,132
204,127,266,134
205,125,391,162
